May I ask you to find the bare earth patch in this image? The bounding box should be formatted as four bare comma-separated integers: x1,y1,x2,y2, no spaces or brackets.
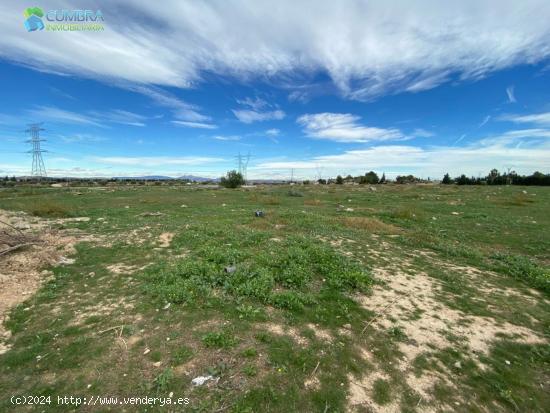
158,232,175,248
0,209,84,354
347,255,547,412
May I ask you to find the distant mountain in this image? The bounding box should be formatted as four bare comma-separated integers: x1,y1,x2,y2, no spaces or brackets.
178,175,219,182
114,175,174,180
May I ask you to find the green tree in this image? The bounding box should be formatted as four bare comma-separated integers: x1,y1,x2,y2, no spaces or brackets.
365,171,379,184
442,173,452,184
336,175,344,184
220,170,245,188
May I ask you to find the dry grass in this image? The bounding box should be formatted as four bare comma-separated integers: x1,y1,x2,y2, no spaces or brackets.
341,216,402,234
304,199,323,206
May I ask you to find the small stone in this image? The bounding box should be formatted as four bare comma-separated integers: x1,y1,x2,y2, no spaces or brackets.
153,361,161,367
143,348,150,355
454,361,462,369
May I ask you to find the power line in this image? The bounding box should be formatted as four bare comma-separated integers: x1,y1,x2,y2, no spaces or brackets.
25,123,47,178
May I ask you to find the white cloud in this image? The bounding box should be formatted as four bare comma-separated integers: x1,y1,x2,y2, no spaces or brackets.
91,156,223,167
500,112,550,126
479,115,491,128
265,128,280,136
232,109,285,124
27,106,105,127
2,1,548,100
171,120,218,129
254,129,550,178
297,113,403,143
411,128,434,138
213,135,241,141
506,85,517,103
26,106,148,128
127,85,210,122
89,109,147,127
59,134,107,143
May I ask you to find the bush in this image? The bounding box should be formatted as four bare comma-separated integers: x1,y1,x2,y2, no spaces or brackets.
220,170,245,188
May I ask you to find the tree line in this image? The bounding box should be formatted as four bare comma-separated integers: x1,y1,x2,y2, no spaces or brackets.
442,169,550,186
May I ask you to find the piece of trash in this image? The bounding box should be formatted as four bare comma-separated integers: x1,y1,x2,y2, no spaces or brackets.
143,348,150,355
58,257,75,265
138,212,165,217
451,212,459,215
505,360,511,365
255,210,264,217
163,303,171,310
224,265,237,274
344,208,354,212
192,375,213,386
153,361,161,367
180,204,188,208
454,361,462,369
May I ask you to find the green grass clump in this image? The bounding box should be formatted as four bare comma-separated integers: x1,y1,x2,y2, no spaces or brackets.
372,378,392,405
492,253,550,293
202,331,237,348
152,368,173,393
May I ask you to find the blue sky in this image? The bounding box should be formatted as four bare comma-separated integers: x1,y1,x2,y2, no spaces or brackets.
1,0,550,179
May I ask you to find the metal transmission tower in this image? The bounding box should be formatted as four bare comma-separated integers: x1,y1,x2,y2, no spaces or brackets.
26,123,47,178
235,152,251,183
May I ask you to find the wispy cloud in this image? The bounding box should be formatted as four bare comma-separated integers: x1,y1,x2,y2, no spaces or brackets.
479,115,491,128
91,156,223,167
27,106,105,127
171,120,218,129
411,128,434,138
26,106,149,128
232,109,285,124
506,85,517,103
127,85,212,123
232,97,285,123
297,113,403,143
500,111,550,126
453,134,467,145
89,109,147,127
59,133,107,143
265,128,280,136
2,1,549,100
213,135,241,141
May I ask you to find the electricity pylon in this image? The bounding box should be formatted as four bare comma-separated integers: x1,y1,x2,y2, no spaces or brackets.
26,123,47,178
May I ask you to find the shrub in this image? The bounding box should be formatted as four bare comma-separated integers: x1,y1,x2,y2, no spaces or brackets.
220,170,245,188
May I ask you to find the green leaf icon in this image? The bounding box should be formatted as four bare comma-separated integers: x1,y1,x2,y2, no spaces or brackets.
24,7,44,19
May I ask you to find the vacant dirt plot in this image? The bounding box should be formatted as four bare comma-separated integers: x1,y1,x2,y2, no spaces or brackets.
0,185,548,412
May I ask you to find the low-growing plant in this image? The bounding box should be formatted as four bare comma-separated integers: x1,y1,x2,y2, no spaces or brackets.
491,253,549,293
202,330,237,348
152,368,173,393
